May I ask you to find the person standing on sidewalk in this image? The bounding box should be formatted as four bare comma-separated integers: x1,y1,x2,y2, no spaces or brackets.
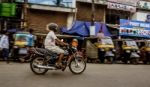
0,30,9,63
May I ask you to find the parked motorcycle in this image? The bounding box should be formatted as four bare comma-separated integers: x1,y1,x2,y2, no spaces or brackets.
29,45,86,75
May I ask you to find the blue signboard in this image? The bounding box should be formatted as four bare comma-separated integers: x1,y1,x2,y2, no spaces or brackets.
120,19,150,38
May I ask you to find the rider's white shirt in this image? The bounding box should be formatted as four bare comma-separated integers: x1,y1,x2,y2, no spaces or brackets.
44,31,57,47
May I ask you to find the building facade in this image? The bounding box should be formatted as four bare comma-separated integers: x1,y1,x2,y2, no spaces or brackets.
16,0,76,33
132,0,150,22
76,0,107,22
1,0,148,34
26,0,107,33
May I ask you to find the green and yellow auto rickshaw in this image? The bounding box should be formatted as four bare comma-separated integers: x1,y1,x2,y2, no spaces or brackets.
139,40,150,64
121,39,140,64
11,32,30,61
95,37,116,63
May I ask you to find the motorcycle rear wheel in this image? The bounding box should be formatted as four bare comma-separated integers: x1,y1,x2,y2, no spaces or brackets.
30,56,48,75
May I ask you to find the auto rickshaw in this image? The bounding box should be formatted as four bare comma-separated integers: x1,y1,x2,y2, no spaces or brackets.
11,32,30,61
138,40,150,64
115,39,140,64
95,37,116,63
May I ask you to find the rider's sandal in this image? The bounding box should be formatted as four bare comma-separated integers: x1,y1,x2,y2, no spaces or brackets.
55,63,62,69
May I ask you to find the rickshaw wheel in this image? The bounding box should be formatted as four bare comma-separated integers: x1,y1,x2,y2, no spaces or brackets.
143,60,147,64
130,58,138,65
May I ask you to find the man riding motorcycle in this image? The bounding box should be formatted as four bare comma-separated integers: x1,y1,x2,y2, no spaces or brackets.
44,23,68,68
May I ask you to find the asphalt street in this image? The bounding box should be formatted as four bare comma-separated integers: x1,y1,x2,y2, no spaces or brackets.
0,62,150,87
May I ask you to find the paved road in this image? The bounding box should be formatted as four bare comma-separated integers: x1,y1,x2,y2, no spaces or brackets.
0,62,150,87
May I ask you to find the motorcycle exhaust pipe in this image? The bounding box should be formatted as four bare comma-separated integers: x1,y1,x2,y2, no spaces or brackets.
35,64,56,70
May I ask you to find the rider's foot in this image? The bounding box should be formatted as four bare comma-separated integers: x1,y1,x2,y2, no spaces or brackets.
61,65,66,71
55,63,62,69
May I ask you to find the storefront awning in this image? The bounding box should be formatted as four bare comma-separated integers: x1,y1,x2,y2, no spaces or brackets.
106,24,120,30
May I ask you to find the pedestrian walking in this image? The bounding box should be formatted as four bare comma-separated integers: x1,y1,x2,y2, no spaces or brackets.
0,30,9,63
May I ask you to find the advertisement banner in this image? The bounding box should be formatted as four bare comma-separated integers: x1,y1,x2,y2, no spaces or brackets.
120,19,150,38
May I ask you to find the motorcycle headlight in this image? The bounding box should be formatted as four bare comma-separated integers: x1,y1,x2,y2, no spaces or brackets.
126,50,130,53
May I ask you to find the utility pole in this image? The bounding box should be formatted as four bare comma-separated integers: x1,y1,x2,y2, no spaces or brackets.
91,0,95,26
23,0,28,30
90,0,95,37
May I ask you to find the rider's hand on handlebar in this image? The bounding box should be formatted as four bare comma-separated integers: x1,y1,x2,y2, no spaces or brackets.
64,43,69,46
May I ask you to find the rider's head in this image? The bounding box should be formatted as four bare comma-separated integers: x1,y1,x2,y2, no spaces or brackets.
46,23,58,32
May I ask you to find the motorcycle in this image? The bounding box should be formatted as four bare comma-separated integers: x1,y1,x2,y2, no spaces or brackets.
29,45,86,75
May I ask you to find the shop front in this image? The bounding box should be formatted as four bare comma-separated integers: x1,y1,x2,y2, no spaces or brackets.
106,0,137,25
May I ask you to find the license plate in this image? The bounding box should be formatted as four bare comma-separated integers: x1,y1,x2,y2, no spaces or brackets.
19,48,27,54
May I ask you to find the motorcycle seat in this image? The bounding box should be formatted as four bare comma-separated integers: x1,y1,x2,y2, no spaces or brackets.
35,48,54,56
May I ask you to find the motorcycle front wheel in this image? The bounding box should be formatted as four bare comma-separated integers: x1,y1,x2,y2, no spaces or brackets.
30,56,48,75
69,57,86,74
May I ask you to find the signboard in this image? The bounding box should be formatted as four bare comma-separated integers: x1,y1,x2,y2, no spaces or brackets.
76,0,107,5
137,1,150,10
0,3,16,17
108,0,139,6
146,14,150,22
16,0,75,8
107,2,136,12
120,19,150,38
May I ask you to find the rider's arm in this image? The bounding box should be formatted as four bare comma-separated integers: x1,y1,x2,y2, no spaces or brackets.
51,32,67,46
55,38,67,46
